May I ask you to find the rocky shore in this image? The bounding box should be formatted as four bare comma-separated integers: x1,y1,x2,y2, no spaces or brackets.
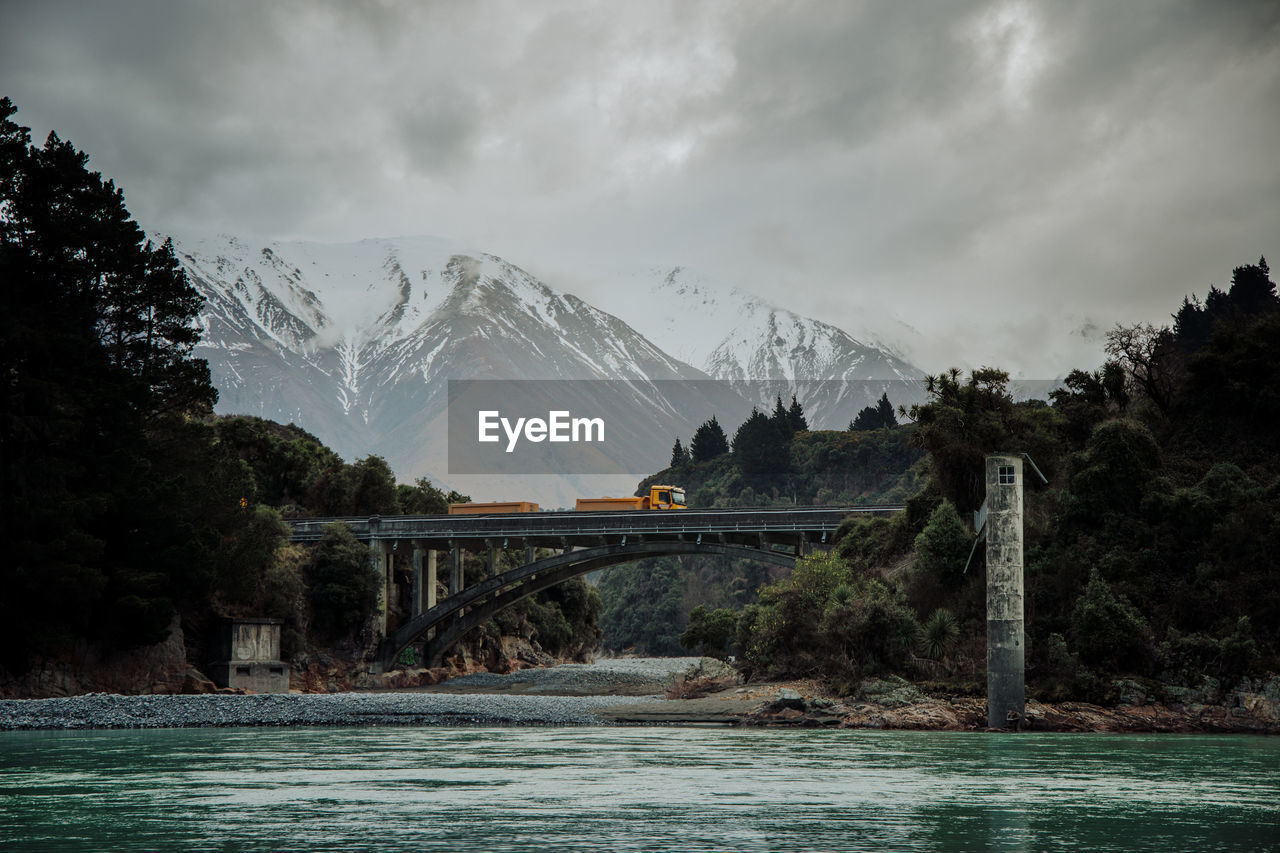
0,658,708,730
3,659,1277,734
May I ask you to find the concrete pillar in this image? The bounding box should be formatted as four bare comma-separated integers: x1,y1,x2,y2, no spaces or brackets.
449,543,463,596
371,540,393,637
486,541,497,578
985,455,1025,729
411,540,425,616
426,548,438,610
524,542,535,566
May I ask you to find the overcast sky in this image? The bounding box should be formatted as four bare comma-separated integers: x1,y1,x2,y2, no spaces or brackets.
3,0,1277,376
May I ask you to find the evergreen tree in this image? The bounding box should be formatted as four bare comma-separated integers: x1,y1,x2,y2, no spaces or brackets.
875,392,898,428
670,437,689,468
850,393,897,431
771,395,794,440
307,523,379,639
787,394,808,432
690,415,730,462
0,97,220,667
1227,256,1276,316
733,407,789,476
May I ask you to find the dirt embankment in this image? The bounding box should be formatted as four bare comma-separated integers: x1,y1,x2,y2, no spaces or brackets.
599,674,1280,734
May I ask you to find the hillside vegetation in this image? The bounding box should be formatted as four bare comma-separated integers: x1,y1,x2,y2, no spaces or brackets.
599,400,924,655
665,259,1280,700
0,99,599,687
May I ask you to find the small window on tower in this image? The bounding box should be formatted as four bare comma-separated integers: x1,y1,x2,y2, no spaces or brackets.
998,465,1016,485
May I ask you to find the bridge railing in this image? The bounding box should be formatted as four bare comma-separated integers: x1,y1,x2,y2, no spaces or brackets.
285,505,903,543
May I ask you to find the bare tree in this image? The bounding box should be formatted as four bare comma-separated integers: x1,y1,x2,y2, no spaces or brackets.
1104,322,1176,413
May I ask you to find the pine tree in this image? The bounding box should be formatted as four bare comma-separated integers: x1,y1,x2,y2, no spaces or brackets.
771,395,794,440
0,97,222,667
875,392,897,428
1227,257,1277,316
690,416,730,462
787,394,808,432
733,407,789,476
670,437,688,468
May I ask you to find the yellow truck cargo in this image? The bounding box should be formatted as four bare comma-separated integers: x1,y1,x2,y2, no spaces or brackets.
575,485,686,511
448,501,540,515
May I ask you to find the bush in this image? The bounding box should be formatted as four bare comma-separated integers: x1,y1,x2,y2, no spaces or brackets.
920,608,959,661
1069,569,1153,674
307,523,379,639
817,578,921,684
679,605,739,659
912,500,973,585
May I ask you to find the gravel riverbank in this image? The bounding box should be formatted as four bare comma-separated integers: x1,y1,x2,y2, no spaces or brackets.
0,691,648,730
0,658,716,730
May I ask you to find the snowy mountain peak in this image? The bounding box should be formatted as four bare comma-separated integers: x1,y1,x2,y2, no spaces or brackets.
180,233,926,500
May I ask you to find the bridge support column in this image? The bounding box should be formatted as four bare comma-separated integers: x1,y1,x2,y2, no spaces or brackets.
985,455,1025,729
371,540,394,637
524,542,534,566
426,548,437,610
485,541,497,578
449,543,463,596
411,540,428,616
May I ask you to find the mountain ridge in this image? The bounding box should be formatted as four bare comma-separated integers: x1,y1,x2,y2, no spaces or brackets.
178,234,928,502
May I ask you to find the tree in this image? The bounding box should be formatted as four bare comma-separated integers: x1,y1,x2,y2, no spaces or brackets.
1048,363,1128,446
875,393,897,429
1226,256,1276,316
669,437,689,469
0,97,219,668
1105,322,1176,414
307,523,379,639
679,605,739,659
1069,569,1152,673
851,392,897,430
787,394,808,432
1069,419,1162,515
733,407,789,476
906,367,1020,512
690,415,730,462
397,476,464,515
912,500,972,586
771,395,794,440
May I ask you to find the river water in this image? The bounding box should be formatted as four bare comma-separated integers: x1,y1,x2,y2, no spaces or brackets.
1,726,1276,851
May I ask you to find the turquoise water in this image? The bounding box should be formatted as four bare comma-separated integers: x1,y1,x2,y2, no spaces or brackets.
0,727,1276,851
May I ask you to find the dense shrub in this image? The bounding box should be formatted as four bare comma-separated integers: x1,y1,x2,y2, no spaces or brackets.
306,524,379,639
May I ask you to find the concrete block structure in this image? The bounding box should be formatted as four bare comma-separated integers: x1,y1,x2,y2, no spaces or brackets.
209,618,290,693
985,455,1025,728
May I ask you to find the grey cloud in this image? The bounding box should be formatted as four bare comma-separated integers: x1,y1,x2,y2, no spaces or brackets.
1,0,1276,376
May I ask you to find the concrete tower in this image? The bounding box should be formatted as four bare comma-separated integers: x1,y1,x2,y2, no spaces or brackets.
985,454,1025,728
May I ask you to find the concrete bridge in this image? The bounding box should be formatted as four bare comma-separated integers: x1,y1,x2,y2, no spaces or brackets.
287,505,902,668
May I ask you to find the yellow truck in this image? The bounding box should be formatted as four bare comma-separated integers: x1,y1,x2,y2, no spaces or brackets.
447,500,540,515
575,485,687,511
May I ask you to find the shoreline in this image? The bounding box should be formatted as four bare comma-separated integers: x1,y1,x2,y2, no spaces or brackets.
2,658,1277,734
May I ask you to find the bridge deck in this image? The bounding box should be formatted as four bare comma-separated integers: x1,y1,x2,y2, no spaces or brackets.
287,505,902,549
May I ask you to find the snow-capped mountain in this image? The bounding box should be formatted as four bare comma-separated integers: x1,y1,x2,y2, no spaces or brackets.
177,234,927,503
179,235,747,504
588,265,927,426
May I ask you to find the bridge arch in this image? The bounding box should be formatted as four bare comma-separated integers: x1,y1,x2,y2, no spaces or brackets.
384,541,797,669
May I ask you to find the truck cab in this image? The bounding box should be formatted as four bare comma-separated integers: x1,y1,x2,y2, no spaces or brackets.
649,485,687,509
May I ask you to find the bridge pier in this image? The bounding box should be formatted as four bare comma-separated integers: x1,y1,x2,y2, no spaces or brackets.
370,540,394,636
411,540,438,616
449,543,463,596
